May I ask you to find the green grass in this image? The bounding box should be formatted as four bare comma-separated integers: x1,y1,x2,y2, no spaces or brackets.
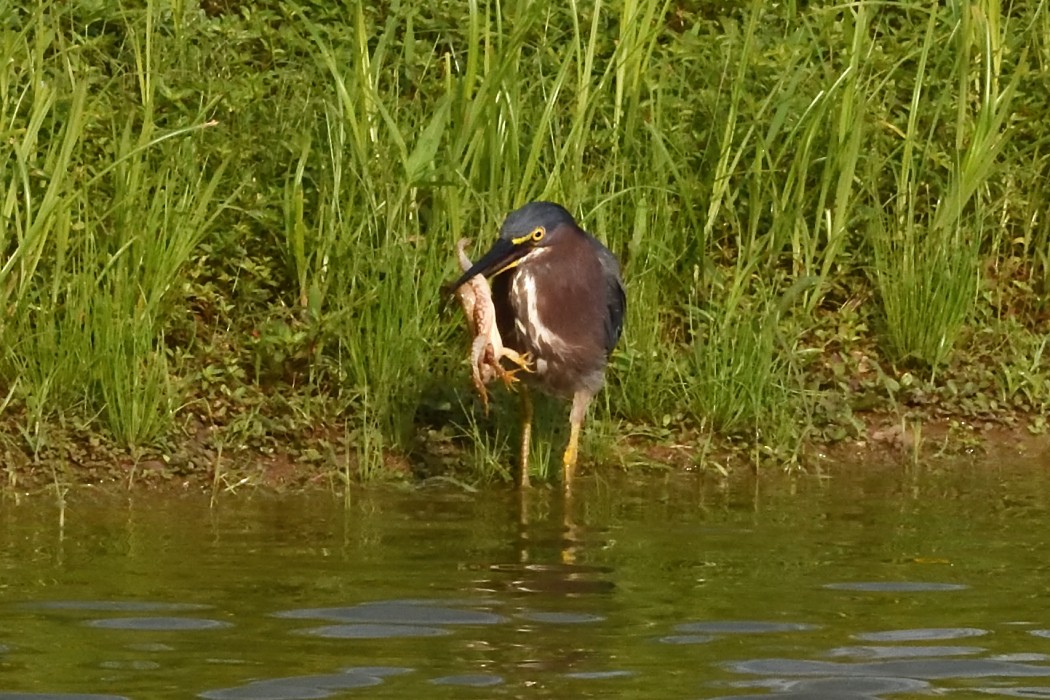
1,0,1048,487
868,0,1019,369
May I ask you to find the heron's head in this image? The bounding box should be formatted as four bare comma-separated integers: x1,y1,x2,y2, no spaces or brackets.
450,202,579,290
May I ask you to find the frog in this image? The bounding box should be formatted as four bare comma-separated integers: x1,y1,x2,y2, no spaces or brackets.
454,238,532,413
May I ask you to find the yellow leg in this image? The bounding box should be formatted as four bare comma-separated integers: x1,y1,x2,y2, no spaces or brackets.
562,420,580,491
562,390,593,493
519,386,533,489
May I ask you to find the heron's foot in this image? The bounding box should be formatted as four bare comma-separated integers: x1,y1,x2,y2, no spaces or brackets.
506,350,533,371
489,351,531,390
502,350,533,373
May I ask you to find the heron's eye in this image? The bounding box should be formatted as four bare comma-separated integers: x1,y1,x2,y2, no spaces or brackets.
531,227,545,242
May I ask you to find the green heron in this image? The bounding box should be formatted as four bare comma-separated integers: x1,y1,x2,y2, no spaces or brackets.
450,202,626,489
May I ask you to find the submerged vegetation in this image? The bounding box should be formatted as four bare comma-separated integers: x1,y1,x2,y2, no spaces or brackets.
1,0,1048,489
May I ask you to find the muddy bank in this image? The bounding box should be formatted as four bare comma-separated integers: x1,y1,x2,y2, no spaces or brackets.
3,412,1047,497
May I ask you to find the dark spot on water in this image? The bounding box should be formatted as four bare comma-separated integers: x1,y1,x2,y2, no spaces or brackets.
125,642,175,652
98,660,162,670
828,645,984,659
429,674,503,687
395,597,499,607
659,634,716,645
524,562,613,574
676,621,818,634
299,623,451,639
338,666,411,678
789,676,930,694
86,617,232,631
276,600,504,625
0,695,132,700
708,675,930,699
484,562,617,594
488,562,613,575
972,688,1050,697
823,582,968,592
563,670,633,680
517,611,604,624
727,657,1050,679
854,628,988,642
27,601,210,612
995,654,1050,663
199,669,385,699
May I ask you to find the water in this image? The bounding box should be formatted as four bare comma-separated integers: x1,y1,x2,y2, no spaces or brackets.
2,458,1050,698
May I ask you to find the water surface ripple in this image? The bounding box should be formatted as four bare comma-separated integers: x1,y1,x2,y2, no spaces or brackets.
2,461,1050,698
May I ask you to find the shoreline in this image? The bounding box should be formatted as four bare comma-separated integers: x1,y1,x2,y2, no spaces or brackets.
4,412,1046,496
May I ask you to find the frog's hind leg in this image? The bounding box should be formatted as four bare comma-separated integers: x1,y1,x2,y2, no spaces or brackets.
469,334,492,414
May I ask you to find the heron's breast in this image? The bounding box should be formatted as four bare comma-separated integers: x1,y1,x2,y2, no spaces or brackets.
510,270,574,360
504,252,611,397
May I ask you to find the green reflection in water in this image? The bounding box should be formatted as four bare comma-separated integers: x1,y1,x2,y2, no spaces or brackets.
1,459,1050,699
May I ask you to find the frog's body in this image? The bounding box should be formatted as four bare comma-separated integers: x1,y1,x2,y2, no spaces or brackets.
454,238,531,412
